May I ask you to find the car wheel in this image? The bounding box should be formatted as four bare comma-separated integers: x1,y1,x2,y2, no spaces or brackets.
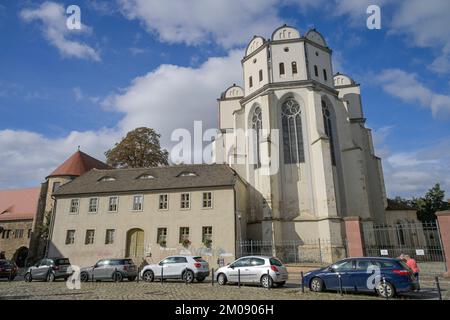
46,272,55,282
143,270,154,282
24,273,32,282
128,276,136,282
260,274,273,288
113,272,123,282
310,277,324,292
182,270,194,283
376,281,395,298
217,273,227,286
80,272,89,282
196,276,206,283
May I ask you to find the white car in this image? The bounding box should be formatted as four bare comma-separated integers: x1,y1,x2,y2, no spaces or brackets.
141,255,210,283
215,256,288,288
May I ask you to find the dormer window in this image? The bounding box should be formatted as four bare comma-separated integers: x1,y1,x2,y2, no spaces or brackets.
178,172,197,177
138,174,154,180
99,176,115,182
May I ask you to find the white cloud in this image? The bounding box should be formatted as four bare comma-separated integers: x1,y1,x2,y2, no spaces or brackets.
0,50,243,188
73,87,83,101
0,129,119,189
376,69,450,117
20,1,101,61
118,0,282,47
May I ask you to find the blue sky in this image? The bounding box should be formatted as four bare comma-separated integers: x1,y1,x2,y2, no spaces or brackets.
0,0,449,198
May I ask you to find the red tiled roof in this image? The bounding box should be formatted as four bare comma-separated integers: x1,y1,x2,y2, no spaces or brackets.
47,151,109,178
0,187,40,221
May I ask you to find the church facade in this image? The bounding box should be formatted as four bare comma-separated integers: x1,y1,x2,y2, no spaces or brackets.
213,25,387,261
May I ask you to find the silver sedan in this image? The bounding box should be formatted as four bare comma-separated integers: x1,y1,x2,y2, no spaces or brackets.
215,256,288,288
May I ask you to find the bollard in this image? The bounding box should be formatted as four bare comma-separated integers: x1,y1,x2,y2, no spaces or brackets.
435,276,442,300
300,271,304,293
136,267,139,283
92,271,94,282
115,268,117,282
211,268,214,286
161,267,164,284
338,273,343,296
8,268,12,282
238,269,241,288
267,269,270,290
185,267,188,285
383,277,388,300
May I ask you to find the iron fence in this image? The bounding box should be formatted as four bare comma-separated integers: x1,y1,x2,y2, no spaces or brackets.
236,239,345,264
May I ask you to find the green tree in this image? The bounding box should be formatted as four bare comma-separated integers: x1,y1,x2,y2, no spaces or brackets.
105,127,169,168
415,183,449,222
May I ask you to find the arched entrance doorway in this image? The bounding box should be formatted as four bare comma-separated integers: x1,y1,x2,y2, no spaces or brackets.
14,247,29,267
125,229,144,261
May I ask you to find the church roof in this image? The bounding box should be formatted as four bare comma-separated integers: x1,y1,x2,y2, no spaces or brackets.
47,151,109,179
0,187,40,221
53,164,241,197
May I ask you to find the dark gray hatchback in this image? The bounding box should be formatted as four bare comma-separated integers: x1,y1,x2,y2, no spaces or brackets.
24,258,72,282
80,259,138,282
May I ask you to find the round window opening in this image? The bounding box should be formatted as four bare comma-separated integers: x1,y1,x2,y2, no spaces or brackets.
253,58,257,63
284,47,289,52
281,99,300,117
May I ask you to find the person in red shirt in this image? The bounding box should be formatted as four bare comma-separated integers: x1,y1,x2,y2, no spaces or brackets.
404,254,420,291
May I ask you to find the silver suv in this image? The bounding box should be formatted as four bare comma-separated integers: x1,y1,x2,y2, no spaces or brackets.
80,259,138,282
24,257,72,282
141,255,209,283
215,256,288,288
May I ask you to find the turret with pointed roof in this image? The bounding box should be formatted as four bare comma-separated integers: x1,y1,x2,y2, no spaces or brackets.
47,150,110,179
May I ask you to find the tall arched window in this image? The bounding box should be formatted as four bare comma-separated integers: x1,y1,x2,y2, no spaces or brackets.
322,100,336,166
251,106,262,168
281,99,305,164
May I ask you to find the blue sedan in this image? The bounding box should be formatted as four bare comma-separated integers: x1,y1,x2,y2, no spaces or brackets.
303,257,419,298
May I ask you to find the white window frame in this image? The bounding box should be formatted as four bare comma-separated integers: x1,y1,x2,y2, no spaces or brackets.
180,193,191,210
65,230,75,245
105,229,115,245
108,196,119,212
132,195,144,211
88,198,99,213
202,192,213,209
158,194,169,211
69,198,80,214
85,229,95,245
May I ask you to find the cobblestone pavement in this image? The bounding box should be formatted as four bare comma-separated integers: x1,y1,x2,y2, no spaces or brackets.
0,276,448,300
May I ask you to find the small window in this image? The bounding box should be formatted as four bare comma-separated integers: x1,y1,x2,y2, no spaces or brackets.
132,195,143,211
69,199,79,214
65,230,75,245
323,69,328,81
284,47,289,52
157,228,167,246
315,51,319,56
279,62,285,75
249,76,253,88
138,174,154,180
314,65,319,77
178,172,197,177
108,196,118,212
292,62,298,74
85,230,95,245
88,198,98,213
180,193,190,209
27,229,32,239
99,176,115,182
202,192,213,208
105,229,115,244
14,229,24,238
159,194,168,210
202,226,213,246
179,227,190,243
259,69,263,82
52,182,61,193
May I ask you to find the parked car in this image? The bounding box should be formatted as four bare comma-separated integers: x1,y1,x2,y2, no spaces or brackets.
80,259,138,282
0,260,18,280
24,257,72,282
215,256,288,288
303,257,419,298
141,255,209,283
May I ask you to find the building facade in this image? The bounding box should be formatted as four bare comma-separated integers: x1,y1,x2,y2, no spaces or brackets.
48,165,248,267
0,188,40,266
213,25,387,262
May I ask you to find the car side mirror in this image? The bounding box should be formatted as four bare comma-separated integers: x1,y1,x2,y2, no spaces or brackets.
229,265,234,269
327,266,335,272
159,262,163,266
